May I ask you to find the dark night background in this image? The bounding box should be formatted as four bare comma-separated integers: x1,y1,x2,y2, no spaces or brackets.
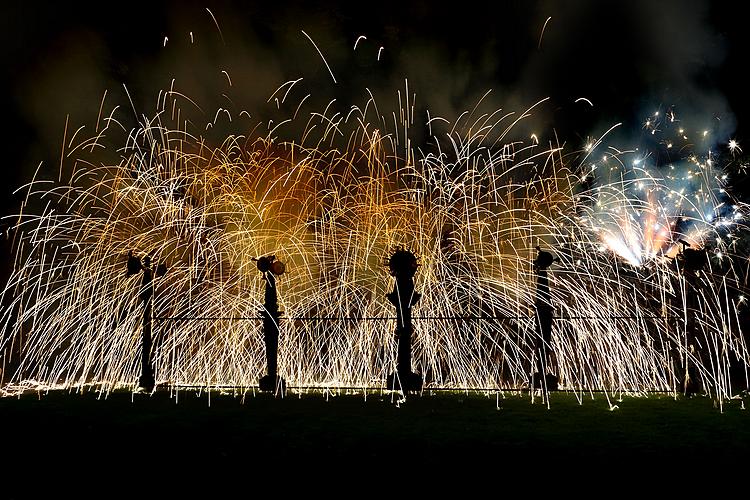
3,0,749,190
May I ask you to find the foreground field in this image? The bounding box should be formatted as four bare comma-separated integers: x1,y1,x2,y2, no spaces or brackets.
1,388,747,475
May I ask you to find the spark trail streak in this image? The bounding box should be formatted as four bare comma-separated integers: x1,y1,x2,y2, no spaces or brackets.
0,85,747,400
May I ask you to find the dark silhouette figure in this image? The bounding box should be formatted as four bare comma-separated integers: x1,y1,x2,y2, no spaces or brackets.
532,247,559,391
385,247,423,393
126,251,167,392
676,240,707,395
256,255,286,394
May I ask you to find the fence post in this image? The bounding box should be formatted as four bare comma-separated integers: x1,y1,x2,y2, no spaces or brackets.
533,247,558,390
126,251,167,392
256,255,287,395
676,242,707,394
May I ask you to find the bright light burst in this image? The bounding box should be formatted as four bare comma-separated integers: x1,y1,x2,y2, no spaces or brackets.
583,110,744,266
0,84,748,400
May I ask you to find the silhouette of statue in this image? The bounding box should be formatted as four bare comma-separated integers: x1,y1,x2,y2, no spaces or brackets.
385,247,423,393
139,255,155,391
256,255,286,394
532,247,558,391
675,240,707,395
126,251,167,392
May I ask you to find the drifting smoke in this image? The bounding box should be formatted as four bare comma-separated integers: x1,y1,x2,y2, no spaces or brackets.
5,1,739,184
581,107,741,266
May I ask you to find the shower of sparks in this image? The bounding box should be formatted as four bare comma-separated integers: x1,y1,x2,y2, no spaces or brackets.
587,109,743,266
0,83,747,400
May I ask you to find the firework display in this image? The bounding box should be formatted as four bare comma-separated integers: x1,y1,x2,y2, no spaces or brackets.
0,80,747,399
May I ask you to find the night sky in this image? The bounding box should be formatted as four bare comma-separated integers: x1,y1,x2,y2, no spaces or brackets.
2,0,749,226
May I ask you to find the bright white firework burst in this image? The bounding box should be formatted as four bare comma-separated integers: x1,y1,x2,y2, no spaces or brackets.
584,108,744,267
0,82,748,401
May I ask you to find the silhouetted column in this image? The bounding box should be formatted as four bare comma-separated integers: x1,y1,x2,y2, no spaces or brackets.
126,251,166,392
257,256,286,394
263,273,280,378
386,248,422,393
139,261,155,391
677,242,707,395
532,248,558,390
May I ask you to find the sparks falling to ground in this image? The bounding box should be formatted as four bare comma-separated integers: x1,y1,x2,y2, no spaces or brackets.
0,80,748,400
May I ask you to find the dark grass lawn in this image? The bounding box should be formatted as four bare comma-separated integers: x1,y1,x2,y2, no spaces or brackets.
1,388,748,477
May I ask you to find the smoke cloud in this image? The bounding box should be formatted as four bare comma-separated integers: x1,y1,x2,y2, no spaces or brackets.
1,1,743,189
